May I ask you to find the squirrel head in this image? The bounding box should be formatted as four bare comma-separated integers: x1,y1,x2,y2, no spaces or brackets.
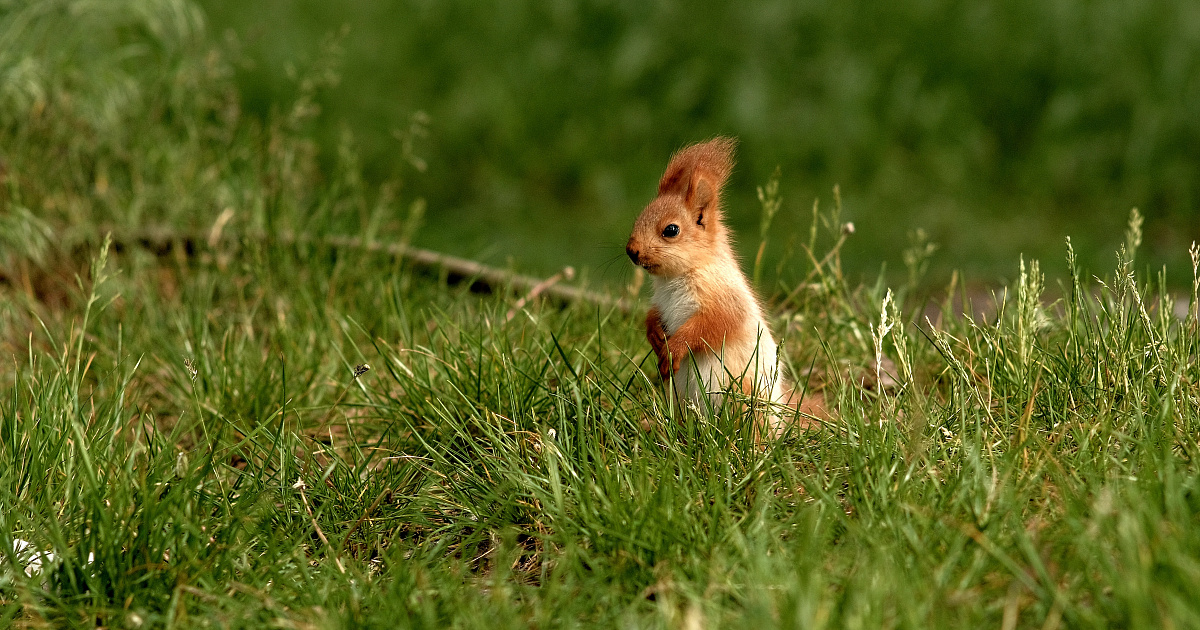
626,137,737,277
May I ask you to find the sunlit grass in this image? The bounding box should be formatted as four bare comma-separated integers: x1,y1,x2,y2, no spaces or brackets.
1,2,1199,627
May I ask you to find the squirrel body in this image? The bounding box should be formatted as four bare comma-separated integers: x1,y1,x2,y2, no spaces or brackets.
627,138,787,424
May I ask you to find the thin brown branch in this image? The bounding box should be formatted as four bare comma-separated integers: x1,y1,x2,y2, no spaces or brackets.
110,227,632,313
506,266,575,321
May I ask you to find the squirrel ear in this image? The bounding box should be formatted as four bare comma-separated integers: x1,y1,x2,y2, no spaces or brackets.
656,137,737,226
657,161,692,198
685,176,716,227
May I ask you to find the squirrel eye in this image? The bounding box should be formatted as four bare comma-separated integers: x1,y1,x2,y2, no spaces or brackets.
661,224,680,238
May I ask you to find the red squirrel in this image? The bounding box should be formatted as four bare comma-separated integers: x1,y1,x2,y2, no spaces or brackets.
626,137,804,432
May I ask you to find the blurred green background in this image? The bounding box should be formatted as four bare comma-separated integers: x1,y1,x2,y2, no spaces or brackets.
173,1,1200,284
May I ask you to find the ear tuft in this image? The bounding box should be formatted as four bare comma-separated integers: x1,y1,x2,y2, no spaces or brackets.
657,137,737,197
656,137,737,227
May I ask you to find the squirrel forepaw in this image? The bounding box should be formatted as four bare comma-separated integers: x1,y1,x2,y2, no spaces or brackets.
658,342,685,381
656,349,676,381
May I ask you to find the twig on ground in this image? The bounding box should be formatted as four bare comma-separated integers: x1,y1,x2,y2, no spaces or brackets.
111,228,630,313
506,266,575,321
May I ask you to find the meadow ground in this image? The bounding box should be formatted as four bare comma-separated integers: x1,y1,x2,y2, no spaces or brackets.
2,2,1200,627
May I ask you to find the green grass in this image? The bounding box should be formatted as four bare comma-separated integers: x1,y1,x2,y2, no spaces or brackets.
2,1,1200,627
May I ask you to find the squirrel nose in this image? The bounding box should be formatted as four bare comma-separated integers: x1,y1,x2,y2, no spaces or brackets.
626,245,640,265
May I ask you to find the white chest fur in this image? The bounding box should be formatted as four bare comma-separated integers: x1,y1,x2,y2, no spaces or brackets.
651,276,699,335
649,271,785,420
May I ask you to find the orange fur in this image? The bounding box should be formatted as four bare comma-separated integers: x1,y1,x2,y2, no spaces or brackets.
626,137,802,432
661,287,748,376
645,307,669,377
